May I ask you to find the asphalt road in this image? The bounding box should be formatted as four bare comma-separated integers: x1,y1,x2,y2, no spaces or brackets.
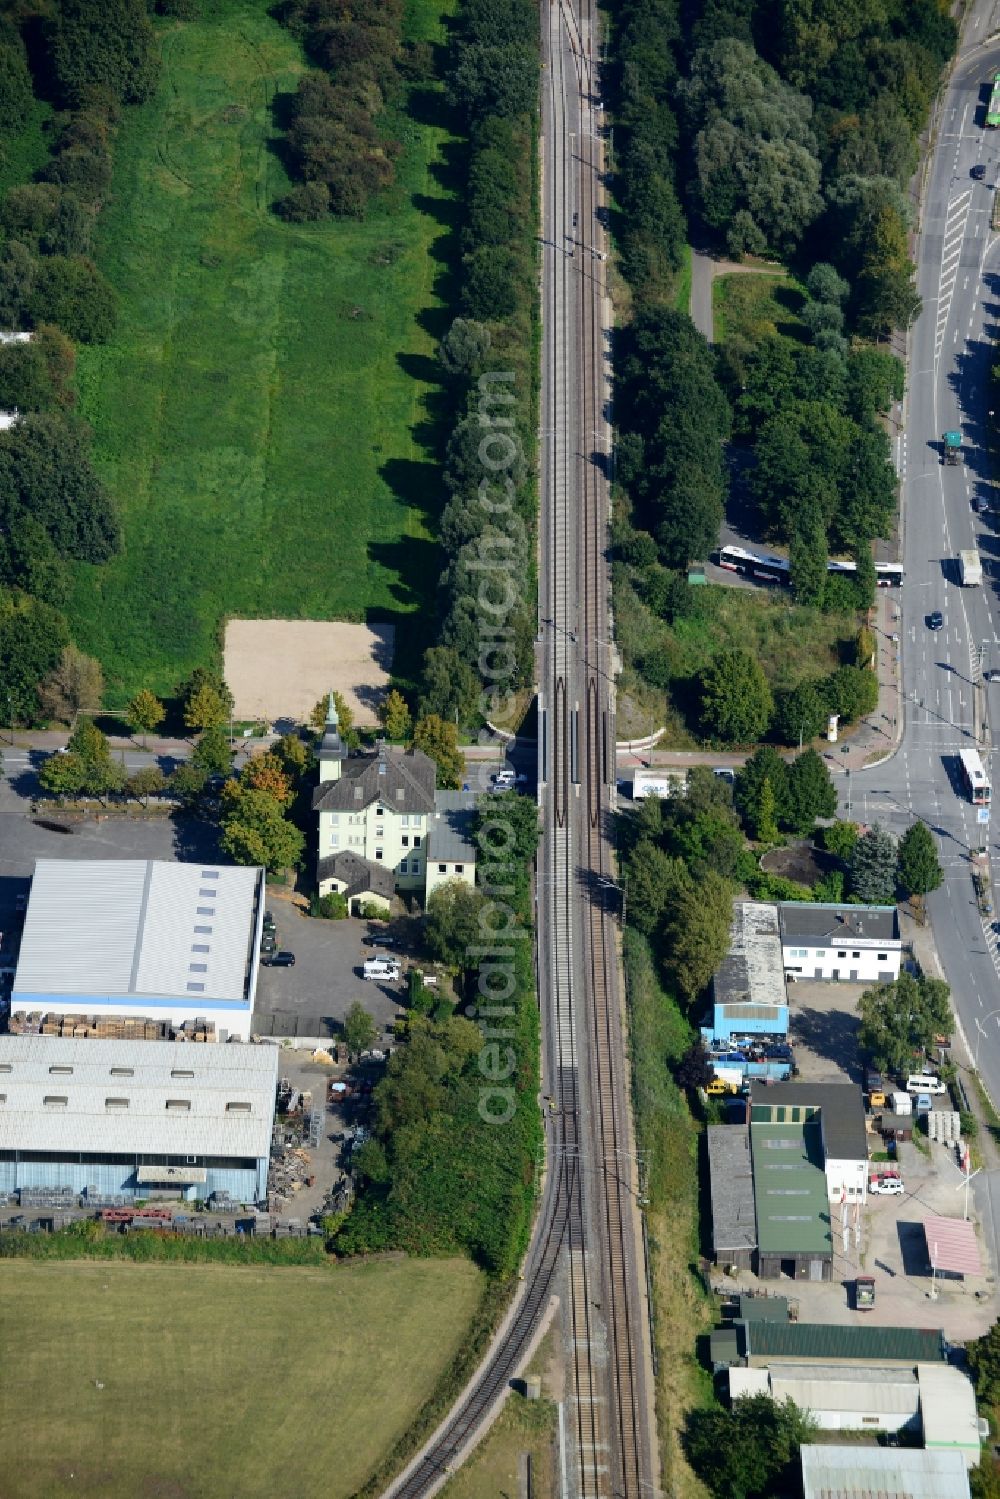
848,4,1000,1108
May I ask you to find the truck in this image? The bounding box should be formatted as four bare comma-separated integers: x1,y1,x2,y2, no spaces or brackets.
959,549,983,586
943,430,963,465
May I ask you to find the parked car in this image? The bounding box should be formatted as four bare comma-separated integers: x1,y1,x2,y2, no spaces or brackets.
915,1093,933,1114
855,1275,876,1311
869,1175,904,1195
364,934,397,950
906,1073,946,1095
268,951,295,968
363,957,401,982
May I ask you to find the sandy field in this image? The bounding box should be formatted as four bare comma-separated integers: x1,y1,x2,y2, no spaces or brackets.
224,620,395,727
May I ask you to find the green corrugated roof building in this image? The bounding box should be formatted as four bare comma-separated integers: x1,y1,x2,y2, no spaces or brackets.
743,1321,946,1367
752,1117,831,1257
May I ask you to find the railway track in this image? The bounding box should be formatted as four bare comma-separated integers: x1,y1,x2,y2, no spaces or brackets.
381,0,654,1493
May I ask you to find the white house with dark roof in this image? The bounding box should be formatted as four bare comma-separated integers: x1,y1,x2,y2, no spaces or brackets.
312,697,477,910
778,902,901,983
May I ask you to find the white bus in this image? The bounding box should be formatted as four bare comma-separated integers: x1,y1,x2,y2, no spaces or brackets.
959,748,991,806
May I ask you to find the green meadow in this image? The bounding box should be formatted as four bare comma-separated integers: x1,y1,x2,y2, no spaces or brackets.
70,0,455,703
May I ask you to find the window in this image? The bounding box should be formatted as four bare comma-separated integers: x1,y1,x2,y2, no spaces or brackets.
189,962,207,974
877,952,888,961
852,950,860,958
0,1095,5,1105
48,1065,73,1076
226,1101,252,1113
43,1096,68,1108
837,950,847,958
329,834,339,849
401,815,409,827
329,814,339,825
401,835,409,847
110,1067,134,1078
438,864,447,874
816,949,825,957
166,1099,191,1112
375,849,383,861
105,1098,129,1110
414,835,422,848
199,888,217,898
200,870,219,880
191,943,209,954
376,806,384,818
455,864,464,874
171,1069,194,1079
396,789,405,802
354,786,363,800
187,982,205,993
194,924,212,935
197,906,215,917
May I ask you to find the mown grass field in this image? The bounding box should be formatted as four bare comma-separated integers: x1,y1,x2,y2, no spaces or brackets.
0,1256,483,1499
71,0,455,704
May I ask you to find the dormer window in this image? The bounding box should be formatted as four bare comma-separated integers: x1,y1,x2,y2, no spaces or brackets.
376,806,384,817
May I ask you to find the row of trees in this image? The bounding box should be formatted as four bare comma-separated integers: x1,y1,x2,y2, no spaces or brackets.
336,788,542,1270
413,0,540,728
0,0,162,726
275,0,405,220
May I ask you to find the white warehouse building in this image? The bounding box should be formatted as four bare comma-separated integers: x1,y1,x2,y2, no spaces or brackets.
0,1035,279,1204
11,859,265,1041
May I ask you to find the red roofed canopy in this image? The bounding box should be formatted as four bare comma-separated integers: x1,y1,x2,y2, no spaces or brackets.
924,1215,983,1277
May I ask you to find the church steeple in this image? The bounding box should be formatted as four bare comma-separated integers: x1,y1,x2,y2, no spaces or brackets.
318,691,345,784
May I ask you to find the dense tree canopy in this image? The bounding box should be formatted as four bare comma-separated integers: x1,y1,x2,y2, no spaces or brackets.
44,0,159,108
858,972,953,1077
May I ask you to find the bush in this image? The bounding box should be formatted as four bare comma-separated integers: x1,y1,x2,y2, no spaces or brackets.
28,257,118,344
315,891,347,920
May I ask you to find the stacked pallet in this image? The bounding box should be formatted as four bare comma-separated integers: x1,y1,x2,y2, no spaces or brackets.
9,1011,171,1040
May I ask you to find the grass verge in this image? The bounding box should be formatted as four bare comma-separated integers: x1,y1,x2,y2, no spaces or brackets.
70,0,456,703
0,1256,484,1499
624,928,714,1497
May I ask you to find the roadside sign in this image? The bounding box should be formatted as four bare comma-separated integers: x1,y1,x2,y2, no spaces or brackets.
978,807,991,825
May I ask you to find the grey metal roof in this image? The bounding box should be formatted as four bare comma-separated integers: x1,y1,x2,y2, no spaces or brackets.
778,900,900,946
707,1125,757,1255
429,791,478,864
13,859,261,1006
918,1363,982,1455
768,1362,919,1417
313,743,436,815
750,1081,868,1162
317,850,395,900
800,1444,970,1499
0,1035,278,1158
713,902,785,1011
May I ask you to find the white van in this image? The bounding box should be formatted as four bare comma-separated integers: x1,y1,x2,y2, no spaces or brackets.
906,1073,947,1096
363,957,401,982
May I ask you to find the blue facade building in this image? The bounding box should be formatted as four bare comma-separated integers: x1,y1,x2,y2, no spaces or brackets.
702,901,789,1047
0,1035,278,1205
